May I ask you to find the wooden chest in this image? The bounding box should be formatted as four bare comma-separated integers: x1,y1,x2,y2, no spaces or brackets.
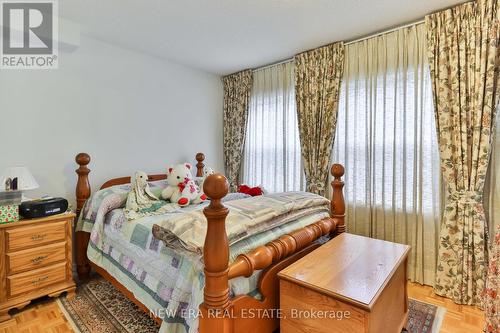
0,213,76,322
278,233,410,333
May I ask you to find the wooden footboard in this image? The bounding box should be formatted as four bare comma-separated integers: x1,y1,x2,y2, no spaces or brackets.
74,153,345,333
199,165,345,333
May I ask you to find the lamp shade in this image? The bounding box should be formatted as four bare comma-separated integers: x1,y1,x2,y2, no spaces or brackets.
1,167,39,191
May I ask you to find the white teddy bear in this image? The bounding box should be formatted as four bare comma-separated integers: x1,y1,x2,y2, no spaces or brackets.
161,163,207,207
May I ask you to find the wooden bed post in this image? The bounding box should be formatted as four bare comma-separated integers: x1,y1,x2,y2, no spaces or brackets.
75,153,91,215
75,153,92,280
330,164,346,234
196,152,205,177
199,173,233,333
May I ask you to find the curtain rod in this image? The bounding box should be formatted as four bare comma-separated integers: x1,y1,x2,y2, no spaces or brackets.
345,19,425,45
253,58,294,72
253,18,425,72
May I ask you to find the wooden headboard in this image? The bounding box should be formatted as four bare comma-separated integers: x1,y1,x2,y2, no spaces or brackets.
74,152,206,214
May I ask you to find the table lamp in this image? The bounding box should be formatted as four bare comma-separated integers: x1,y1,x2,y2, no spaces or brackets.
1,166,39,200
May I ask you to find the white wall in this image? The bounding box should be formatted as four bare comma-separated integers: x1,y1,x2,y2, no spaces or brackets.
0,35,223,208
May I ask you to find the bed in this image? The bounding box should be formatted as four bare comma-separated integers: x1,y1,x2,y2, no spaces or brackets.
74,152,346,333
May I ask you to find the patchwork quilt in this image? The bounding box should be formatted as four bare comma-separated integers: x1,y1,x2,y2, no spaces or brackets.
152,191,330,254
76,182,331,333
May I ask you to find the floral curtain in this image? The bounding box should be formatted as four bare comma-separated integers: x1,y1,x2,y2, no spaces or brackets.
294,43,344,195
222,70,253,191
485,224,500,332
426,0,500,306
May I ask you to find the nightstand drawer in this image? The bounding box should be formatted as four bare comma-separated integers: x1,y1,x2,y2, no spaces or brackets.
6,221,66,251
0,213,76,322
7,242,67,275
7,262,67,297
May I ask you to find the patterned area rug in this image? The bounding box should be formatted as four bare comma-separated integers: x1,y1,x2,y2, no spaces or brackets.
58,277,445,333
57,277,160,333
406,299,446,333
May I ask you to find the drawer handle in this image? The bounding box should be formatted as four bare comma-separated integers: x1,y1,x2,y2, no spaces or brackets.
31,276,49,285
31,234,47,241
31,256,47,265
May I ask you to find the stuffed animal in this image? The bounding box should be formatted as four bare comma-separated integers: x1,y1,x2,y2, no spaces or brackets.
126,171,159,211
161,163,207,206
238,184,264,196
198,166,215,193
125,171,178,220
125,171,161,219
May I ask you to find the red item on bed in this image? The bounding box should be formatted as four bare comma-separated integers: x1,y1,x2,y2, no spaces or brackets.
237,185,263,196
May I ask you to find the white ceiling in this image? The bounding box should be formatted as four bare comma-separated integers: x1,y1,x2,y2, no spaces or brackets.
60,0,466,75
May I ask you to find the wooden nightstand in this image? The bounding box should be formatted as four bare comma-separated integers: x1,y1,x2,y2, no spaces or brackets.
0,212,76,322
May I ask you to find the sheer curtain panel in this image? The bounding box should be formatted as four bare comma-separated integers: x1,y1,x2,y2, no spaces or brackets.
486,108,500,238
242,62,304,192
332,24,441,286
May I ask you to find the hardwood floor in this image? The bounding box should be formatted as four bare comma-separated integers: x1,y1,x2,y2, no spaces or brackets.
0,297,73,333
407,283,485,333
0,282,485,333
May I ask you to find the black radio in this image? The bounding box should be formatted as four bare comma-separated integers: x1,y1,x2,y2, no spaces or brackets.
20,197,69,218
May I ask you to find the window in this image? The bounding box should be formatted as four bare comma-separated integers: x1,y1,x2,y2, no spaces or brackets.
242,62,304,192
331,24,441,285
